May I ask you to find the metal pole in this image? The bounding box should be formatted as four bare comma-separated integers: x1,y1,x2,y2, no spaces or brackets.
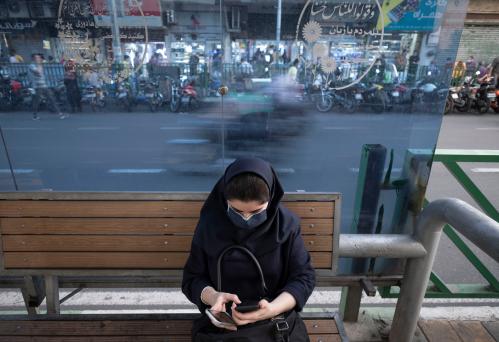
276,0,282,56
0,126,19,191
389,198,499,342
108,0,122,63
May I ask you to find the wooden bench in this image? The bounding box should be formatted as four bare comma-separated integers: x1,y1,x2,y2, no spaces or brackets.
0,312,347,342
0,192,348,341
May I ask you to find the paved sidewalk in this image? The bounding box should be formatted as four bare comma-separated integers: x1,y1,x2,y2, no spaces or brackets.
0,288,497,340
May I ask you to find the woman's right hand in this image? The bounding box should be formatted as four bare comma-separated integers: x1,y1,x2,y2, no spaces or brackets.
203,287,241,312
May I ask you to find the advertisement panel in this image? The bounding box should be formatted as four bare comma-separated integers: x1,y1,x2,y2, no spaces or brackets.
378,0,448,32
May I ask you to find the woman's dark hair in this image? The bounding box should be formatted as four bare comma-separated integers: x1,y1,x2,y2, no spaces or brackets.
225,173,270,204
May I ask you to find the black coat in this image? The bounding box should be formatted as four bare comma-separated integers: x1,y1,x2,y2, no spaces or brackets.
182,158,315,313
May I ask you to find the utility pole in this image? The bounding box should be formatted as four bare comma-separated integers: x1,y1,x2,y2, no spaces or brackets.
276,0,282,56
108,0,123,62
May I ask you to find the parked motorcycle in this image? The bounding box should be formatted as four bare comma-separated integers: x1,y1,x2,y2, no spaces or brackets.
0,71,27,110
350,82,388,113
410,73,448,114
81,85,106,112
116,81,133,112
136,78,163,112
170,78,198,112
472,80,490,114
449,82,472,113
486,77,499,113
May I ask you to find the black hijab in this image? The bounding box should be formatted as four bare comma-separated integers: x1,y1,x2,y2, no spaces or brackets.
193,157,298,257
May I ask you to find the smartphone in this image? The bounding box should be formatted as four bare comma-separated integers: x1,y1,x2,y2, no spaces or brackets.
235,301,260,313
205,309,237,331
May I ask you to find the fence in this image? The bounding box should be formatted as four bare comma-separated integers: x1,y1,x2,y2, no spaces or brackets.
380,149,499,299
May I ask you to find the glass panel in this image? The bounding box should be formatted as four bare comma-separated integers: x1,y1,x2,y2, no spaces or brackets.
0,0,469,271
0,0,225,190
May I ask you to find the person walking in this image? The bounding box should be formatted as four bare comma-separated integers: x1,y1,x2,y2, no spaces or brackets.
287,59,299,82
488,56,499,88
63,59,81,113
29,53,66,120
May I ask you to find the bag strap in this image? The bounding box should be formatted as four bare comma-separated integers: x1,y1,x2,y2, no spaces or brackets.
273,316,290,342
216,245,268,296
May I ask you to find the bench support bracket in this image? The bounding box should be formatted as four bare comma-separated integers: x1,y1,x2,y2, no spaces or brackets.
21,276,45,316
339,285,362,322
45,275,60,314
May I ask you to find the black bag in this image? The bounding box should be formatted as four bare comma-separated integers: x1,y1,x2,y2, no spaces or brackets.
193,245,309,342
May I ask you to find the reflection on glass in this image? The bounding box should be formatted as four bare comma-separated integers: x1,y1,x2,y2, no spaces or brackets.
0,1,468,255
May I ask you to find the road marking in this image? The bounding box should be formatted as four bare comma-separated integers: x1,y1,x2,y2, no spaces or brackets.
350,168,401,173
108,169,167,174
166,139,210,144
275,168,295,174
324,126,368,130
0,169,34,174
161,127,193,130
2,127,52,130
475,127,499,131
78,127,120,130
471,168,499,173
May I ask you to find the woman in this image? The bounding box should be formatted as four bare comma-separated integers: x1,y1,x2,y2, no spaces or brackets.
182,157,315,341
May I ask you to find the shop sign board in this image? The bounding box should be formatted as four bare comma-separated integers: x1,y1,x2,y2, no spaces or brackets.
92,0,163,27
0,20,38,31
380,0,448,32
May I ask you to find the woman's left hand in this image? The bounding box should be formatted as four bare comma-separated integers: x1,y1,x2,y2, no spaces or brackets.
230,299,278,326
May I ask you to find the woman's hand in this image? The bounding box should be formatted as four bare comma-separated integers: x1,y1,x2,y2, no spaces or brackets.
231,299,277,326
205,289,241,313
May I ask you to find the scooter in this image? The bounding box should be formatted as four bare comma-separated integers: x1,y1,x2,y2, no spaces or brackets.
170,78,198,112
449,82,472,113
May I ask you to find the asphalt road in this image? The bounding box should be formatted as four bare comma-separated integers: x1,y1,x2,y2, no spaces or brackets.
0,108,497,284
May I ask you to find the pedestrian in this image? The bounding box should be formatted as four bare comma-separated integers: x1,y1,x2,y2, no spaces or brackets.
29,53,66,120
466,55,477,76
452,60,466,86
287,58,299,82
488,56,499,88
182,157,315,341
9,49,23,63
63,59,81,113
395,49,408,82
189,53,200,76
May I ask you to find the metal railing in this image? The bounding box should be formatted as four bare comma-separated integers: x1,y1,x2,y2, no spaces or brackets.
380,149,499,299
339,198,499,342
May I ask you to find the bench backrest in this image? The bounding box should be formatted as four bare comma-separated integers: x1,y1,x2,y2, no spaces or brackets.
0,193,340,274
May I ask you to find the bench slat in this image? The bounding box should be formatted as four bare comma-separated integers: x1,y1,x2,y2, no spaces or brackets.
0,201,205,218
309,336,342,342
0,320,193,335
3,252,332,269
0,218,333,235
0,218,199,235
0,319,339,339
3,235,332,252
0,201,334,218
0,337,191,342
305,319,339,334
0,335,341,342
